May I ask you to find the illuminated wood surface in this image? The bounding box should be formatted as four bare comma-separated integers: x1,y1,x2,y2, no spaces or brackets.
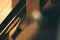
5,17,20,34
20,0,40,30
16,22,39,40
0,0,40,40
16,0,40,40
26,0,40,18
0,0,19,24
9,17,20,37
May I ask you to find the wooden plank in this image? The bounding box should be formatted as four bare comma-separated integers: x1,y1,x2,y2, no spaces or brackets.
9,17,20,37
19,0,40,30
5,17,20,34
16,0,40,40
16,22,39,40
0,0,19,24
0,0,9,12
26,0,40,18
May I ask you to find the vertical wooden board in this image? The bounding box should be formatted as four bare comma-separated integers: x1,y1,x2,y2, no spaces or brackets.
26,0,40,18
20,0,40,30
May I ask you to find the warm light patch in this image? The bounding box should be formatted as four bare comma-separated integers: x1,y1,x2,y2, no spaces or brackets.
32,10,42,20
0,0,12,24
0,0,19,24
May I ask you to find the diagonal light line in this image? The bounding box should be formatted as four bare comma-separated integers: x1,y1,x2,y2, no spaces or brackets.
0,3,26,35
